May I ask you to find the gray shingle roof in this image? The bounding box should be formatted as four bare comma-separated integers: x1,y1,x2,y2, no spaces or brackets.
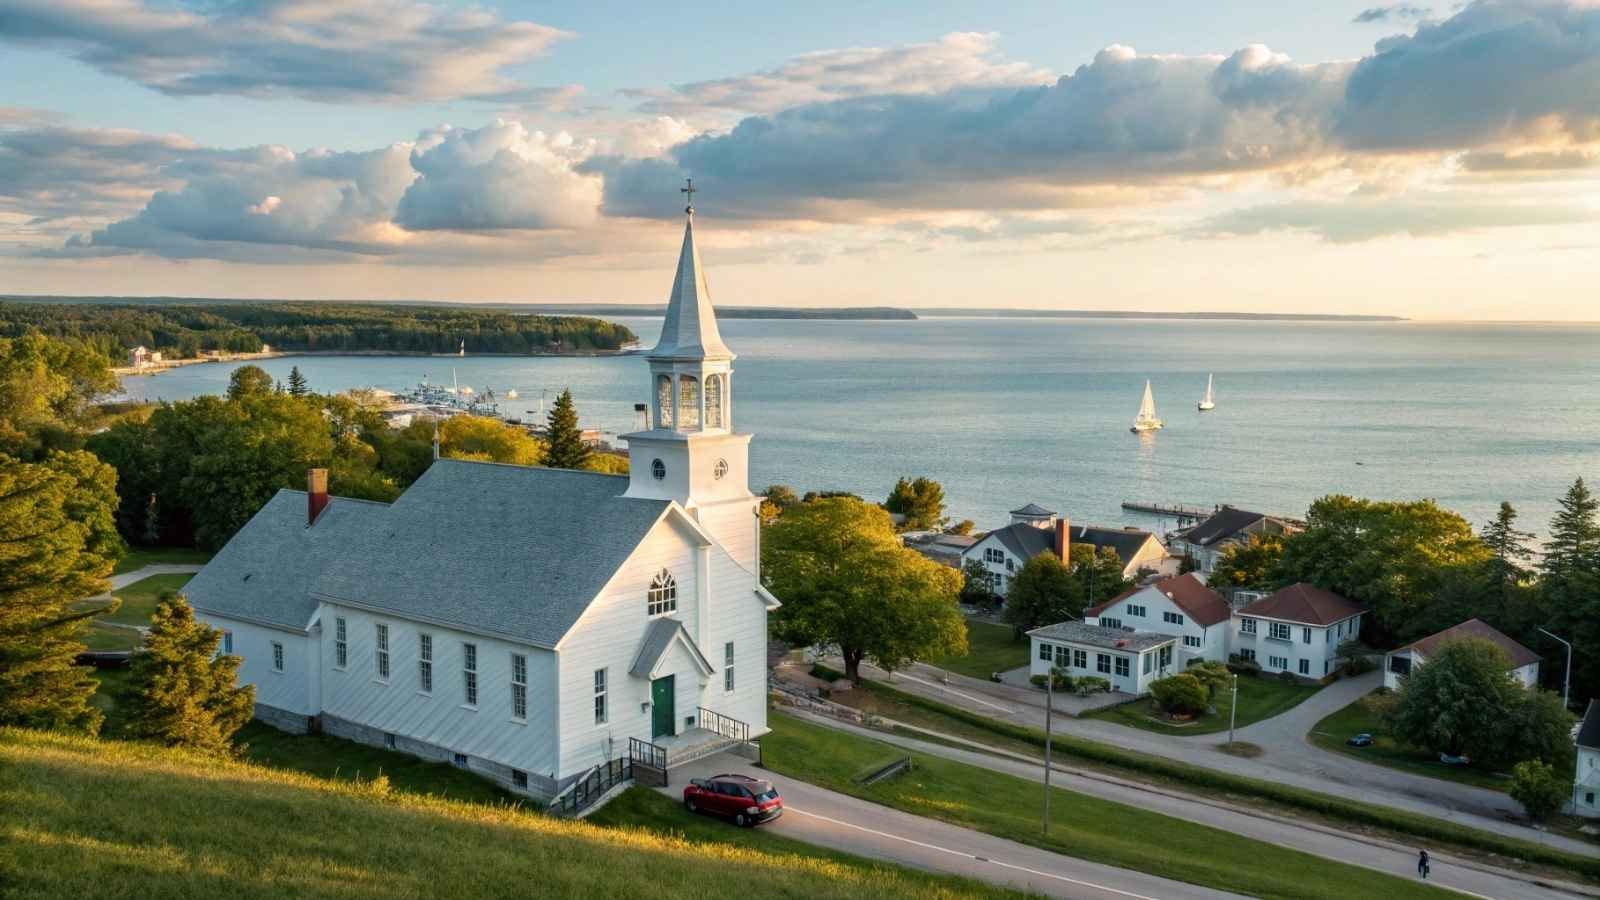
630,617,712,678
1578,700,1600,751
184,491,387,632
313,459,671,648
988,522,1055,560
1027,621,1178,652
1068,524,1158,570
1009,503,1057,517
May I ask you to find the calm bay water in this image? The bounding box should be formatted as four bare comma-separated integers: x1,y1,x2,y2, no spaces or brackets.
119,316,1600,538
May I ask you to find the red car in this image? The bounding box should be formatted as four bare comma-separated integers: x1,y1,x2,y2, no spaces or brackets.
683,773,783,826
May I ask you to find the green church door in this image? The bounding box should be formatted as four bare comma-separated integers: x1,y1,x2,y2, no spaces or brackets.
651,675,676,740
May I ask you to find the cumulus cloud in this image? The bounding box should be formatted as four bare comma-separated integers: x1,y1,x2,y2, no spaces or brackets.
395,121,602,230
622,32,1053,116
0,0,571,104
0,124,197,220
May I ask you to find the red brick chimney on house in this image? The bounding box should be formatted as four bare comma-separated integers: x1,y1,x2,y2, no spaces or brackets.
1054,516,1070,561
307,468,329,525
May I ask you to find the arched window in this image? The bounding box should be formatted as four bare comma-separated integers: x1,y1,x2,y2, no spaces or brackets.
678,375,700,429
704,374,723,428
655,374,673,429
647,569,677,616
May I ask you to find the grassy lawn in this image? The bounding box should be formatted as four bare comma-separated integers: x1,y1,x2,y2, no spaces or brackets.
928,618,1029,680
82,623,142,652
1308,692,1513,792
113,545,213,574
1087,673,1322,736
236,722,515,805
101,572,194,626
1,727,1013,900
763,711,1455,900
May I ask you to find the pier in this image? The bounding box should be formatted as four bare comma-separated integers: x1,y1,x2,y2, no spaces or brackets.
1121,500,1215,524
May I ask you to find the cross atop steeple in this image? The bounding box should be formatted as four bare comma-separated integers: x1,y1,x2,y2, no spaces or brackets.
681,177,695,215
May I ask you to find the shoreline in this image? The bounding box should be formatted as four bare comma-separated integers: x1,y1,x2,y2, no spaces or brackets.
116,347,634,378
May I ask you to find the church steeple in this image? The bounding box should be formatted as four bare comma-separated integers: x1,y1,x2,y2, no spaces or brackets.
642,184,735,435
649,208,733,363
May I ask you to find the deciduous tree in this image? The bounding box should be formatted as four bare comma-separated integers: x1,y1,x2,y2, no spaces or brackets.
763,497,965,682
125,594,255,754
958,558,997,608
1150,673,1209,715
543,388,590,470
1509,760,1568,822
884,476,946,532
226,365,274,400
1002,551,1074,635
1210,533,1286,591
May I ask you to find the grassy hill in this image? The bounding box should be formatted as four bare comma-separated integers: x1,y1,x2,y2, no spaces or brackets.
0,728,1019,900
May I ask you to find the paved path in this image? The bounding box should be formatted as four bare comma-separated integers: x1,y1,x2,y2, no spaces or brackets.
783,709,1595,900
663,752,1245,900
843,660,1598,858
83,565,205,607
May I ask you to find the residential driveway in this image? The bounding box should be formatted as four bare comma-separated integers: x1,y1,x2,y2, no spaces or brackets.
662,751,1244,900
784,710,1590,900
841,661,1598,858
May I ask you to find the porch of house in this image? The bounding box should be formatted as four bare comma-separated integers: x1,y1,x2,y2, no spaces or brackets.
627,706,760,788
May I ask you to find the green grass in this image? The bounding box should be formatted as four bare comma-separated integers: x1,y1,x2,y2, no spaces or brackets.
100,573,194,626
833,675,1600,882
763,711,1455,900
0,727,1012,900
1308,693,1512,792
1087,673,1321,736
235,722,514,805
928,619,1029,679
112,546,213,575
82,623,142,652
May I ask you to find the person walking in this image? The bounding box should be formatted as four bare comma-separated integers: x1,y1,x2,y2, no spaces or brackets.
1417,850,1430,879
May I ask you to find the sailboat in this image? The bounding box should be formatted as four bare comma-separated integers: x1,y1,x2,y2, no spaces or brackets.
1130,380,1164,433
1198,374,1216,411
506,388,519,400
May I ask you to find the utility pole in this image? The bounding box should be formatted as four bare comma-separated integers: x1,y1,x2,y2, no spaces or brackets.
1043,668,1053,836
1228,674,1239,748
1539,627,1573,710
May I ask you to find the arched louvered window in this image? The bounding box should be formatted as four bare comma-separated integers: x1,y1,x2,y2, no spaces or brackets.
678,375,700,429
655,374,674,429
704,374,723,428
647,569,677,616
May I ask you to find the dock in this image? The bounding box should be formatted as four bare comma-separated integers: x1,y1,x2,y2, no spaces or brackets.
1121,501,1215,523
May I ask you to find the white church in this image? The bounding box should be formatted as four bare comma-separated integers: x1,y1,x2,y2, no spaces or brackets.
185,196,777,803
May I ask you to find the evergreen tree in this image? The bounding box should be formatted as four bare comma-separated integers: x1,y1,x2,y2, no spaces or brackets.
286,366,310,397
0,450,123,733
542,388,590,470
883,476,947,532
126,594,255,755
1542,478,1599,585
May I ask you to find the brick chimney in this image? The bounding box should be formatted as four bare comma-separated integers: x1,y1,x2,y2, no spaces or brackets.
307,468,329,525
1054,516,1070,561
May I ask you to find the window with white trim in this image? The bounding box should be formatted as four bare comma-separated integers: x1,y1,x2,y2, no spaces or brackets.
1159,645,1172,667
1299,659,1310,675
513,769,528,789
463,642,478,707
724,641,736,692
1096,653,1111,674
334,616,347,668
418,633,433,693
1038,642,1053,661
1302,627,1312,644
593,668,608,724
221,630,233,655
510,653,527,721
1269,621,1293,641
1101,617,1122,629
375,623,390,680
1073,649,1087,668
1115,657,1130,678
1268,655,1289,670
647,569,677,616
1163,611,1185,626
678,375,700,429
1142,653,1154,674
1054,645,1069,667
1127,604,1146,617
984,547,1004,564
271,641,284,671
1240,617,1256,635
1183,635,1202,648
1239,648,1257,661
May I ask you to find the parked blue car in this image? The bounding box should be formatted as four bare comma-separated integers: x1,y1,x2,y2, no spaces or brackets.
1346,733,1374,747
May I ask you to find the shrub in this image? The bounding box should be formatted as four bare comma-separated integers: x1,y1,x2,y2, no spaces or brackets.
1509,760,1567,822
1277,670,1300,684
1075,676,1110,696
1149,674,1209,715
1029,671,1072,691
1226,655,1261,677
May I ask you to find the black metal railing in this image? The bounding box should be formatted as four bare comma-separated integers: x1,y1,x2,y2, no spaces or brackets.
549,757,631,817
696,707,750,742
628,736,667,770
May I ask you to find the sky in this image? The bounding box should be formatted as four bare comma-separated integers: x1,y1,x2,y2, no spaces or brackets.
2,0,1599,320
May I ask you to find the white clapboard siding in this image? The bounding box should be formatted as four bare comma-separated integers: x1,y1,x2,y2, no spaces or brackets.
199,613,316,715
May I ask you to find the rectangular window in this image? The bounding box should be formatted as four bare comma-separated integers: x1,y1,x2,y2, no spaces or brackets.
375,623,390,680
1269,655,1289,670
984,547,1004,564
1240,648,1257,661
1127,604,1145,618
1269,621,1293,641
510,652,527,721
724,641,735,692
1101,617,1122,629
1115,657,1130,678
463,642,478,707
1240,617,1257,635
1073,649,1087,669
418,633,433,694
1163,611,1185,626
384,732,396,749
1096,653,1111,674
1054,645,1069,667
1038,642,1053,661
1588,792,1596,806
221,631,233,655
594,668,608,725
1324,660,1330,675
271,641,284,671
334,616,347,668
1302,627,1312,644
1299,659,1310,675
1183,635,1202,648
513,770,528,789
1159,645,1172,667
453,753,468,768
1142,653,1153,674
1326,628,1333,644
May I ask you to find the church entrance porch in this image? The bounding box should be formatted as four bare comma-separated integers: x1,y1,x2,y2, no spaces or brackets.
651,674,676,739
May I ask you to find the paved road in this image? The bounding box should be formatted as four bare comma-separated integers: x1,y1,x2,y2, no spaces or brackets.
783,710,1594,900
847,659,1597,858
662,752,1245,900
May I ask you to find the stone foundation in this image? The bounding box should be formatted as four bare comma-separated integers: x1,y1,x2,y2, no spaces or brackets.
319,713,558,801
254,702,315,735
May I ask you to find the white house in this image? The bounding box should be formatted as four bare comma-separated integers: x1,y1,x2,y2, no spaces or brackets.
1232,583,1365,678
185,203,776,803
1383,618,1541,691
1082,574,1232,665
1028,621,1177,696
962,503,1168,595
1574,701,1600,818
1167,506,1300,578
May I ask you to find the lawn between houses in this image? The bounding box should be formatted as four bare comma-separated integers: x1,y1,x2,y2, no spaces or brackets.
1086,673,1321,736
760,711,1455,900
111,545,213,575
928,618,1029,680
77,572,196,653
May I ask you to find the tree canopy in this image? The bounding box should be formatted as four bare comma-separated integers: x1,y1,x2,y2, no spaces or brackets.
884,476,946,532
762,496,965,682
125,594,255,755
1209,533,1286,592
0,333,118,458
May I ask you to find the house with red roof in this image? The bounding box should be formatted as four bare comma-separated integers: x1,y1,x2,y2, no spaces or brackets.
1383,618,1540,691
1082,574,1232,666
1232,583,1367,679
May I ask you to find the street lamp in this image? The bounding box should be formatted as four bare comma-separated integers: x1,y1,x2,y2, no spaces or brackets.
1228,674,1239,748
1538,627,1573,710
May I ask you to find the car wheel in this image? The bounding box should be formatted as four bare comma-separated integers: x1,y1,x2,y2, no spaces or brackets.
735,813,749,827
685,798,697,814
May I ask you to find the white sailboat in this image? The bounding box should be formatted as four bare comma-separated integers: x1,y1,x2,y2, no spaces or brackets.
1198,374,1216,411
1131,380,1164,433
506,388,519,400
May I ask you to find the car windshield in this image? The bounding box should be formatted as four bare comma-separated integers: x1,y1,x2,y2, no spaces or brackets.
753,788,778,802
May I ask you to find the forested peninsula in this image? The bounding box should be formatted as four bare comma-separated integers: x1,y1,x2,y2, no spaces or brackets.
0,300,636,359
